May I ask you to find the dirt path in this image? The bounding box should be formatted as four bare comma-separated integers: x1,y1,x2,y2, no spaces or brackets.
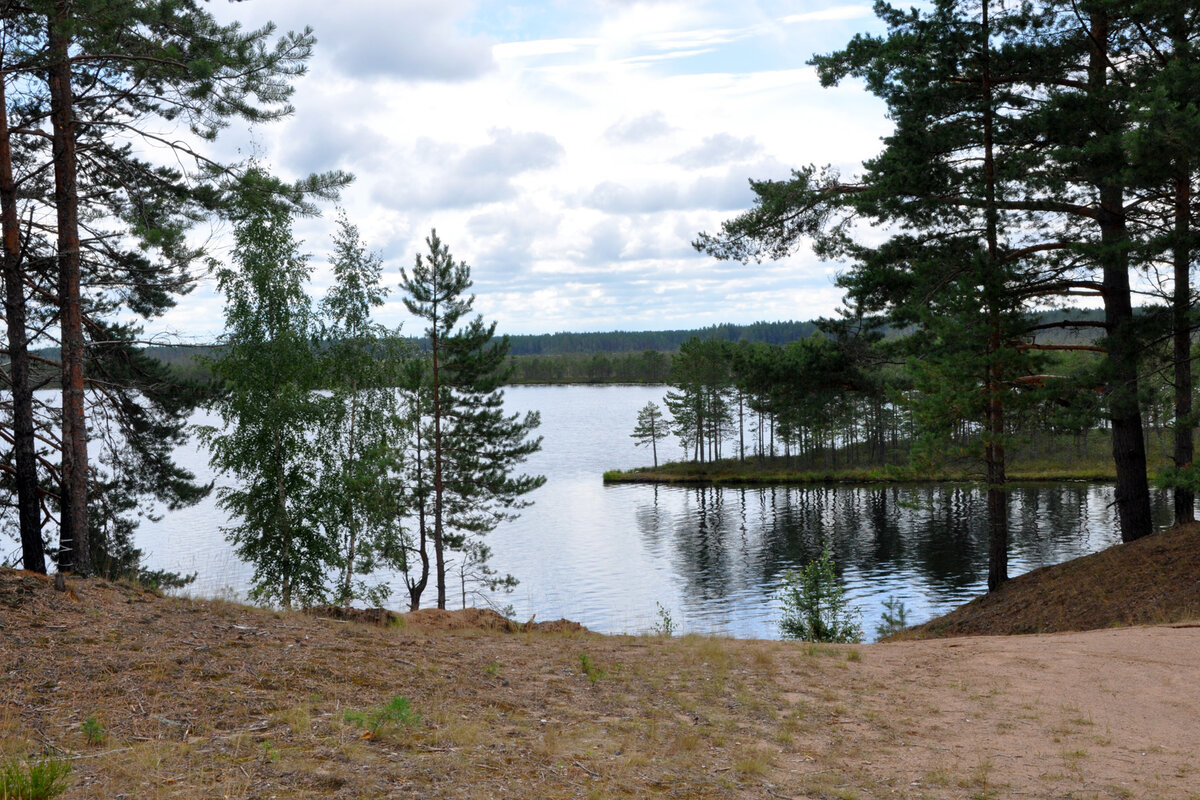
797,626,1200,798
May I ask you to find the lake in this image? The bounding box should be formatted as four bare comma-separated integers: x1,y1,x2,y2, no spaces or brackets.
135,384,1171,640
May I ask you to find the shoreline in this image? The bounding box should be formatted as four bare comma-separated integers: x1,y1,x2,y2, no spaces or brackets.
603,463,1121,486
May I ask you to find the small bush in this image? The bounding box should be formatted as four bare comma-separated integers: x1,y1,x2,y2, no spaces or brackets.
778,548,862,643
653,602,675,637
343,695,420,738
578,652,606,684
80,715,105,746
875,596,910,639
0,757,71,800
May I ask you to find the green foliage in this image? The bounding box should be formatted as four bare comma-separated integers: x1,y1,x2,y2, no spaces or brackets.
1152,464,1200,495
778,549,862,644
577,652,606,684
259,740,280,763
0,0,352,578
343,696,421,738
875,596,910,640
0,756,71,800
80,715,105,746
653,601,675,637
631,402,667,468
200,171,331,609
398,230,544,610
316,212,410,608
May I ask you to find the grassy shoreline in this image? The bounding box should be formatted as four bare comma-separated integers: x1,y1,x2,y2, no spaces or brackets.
603,459,1122,486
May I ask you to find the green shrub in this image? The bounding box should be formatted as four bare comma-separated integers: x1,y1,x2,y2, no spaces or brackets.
343,695,420,738
0,757,71,800
875,596,910,639
778,548,862,643
578,652,606,684
80,715,105,746
653,602,675,637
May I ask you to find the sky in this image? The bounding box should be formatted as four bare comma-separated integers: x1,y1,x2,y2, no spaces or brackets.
160,0,892,340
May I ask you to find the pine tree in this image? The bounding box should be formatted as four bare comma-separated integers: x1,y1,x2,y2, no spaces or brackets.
400,230,544,610
695,0,1196,551
631,402,666,468
0,0,348,575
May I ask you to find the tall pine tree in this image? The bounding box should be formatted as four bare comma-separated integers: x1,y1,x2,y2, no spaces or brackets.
400,231,544,610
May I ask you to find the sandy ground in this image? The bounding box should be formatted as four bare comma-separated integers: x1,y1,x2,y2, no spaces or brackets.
2,571,1198,799
801,625,1200,798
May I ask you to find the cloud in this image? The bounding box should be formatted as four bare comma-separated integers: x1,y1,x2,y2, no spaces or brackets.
376,129,565,210
467,203,563,278
672,133,762,168
604,112,675,145
582,160,782,214
210,0,496,82
312,0,496,81
780,6,877,25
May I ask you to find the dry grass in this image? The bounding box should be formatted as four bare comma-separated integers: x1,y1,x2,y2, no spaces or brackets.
0,571,844,799
3,556,1200,799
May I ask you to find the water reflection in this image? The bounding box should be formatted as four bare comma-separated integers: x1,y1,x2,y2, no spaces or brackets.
134,385,1172,642
628,482,1170,640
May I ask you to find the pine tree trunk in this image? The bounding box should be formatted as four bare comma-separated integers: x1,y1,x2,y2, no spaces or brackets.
982,0,1008,591
1087,12,1152,542
48,5,90,574
1172,169,1194,525
0,60,44,574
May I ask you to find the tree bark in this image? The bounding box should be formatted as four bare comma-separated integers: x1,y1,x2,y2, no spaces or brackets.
431,311,447,609
982,0,1008,591
1087,12,1152,542
0,50,44,574
48,4,90,573
1173,173,1194,525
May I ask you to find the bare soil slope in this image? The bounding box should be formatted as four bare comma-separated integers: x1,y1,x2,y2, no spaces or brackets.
1,567,1198,799
911,523,1200,638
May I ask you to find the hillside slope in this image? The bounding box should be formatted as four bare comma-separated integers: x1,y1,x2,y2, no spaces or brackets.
909,523,1200,638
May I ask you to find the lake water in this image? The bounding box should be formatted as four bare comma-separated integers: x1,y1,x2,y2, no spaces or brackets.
135,384,1171,640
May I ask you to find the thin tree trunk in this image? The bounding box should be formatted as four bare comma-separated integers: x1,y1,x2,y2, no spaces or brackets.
982,0,1008,591
0,55,44,574
407,406,429,610
48,5,90,574
273,429,292,609
1173,172,1194,525
432,322,447,609
341,383,359,608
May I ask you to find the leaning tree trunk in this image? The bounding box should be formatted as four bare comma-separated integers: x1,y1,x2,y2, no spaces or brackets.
48,4,90,573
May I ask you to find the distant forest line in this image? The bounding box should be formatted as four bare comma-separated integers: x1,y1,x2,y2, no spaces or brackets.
134,319,819,385
127,309,1107,386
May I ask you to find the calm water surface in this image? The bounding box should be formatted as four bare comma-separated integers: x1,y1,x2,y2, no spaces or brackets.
136,385,1170,640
